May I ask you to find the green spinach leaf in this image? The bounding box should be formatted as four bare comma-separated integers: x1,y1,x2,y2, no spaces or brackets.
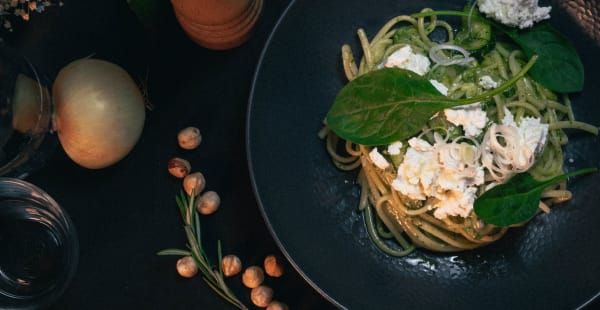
326,68,456,145
505,23,584,93
474,168,597,227
411,11,584,93
326,56,537,145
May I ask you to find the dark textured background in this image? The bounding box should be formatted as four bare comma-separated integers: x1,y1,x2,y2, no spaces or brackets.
3,0,599,309
6,0,334,309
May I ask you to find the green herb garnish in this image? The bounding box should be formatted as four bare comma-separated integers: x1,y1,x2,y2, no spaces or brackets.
158,190,247,310
505,23,584,93
474,168,597,227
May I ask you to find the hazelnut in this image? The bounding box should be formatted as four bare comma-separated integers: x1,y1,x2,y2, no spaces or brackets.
267,301,289,310
241,265,264,288
263,255,284,277
197,190,220,215
167,157,191,178
250,285,274,308
177,126,202,150
221,254,242,277
176,256,198,278
183,172,206,196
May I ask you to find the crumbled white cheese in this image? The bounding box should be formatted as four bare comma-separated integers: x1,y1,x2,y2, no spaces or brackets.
392,139,436,201
409,137,435,152
518,116,549,155
391,137,484,219
369,147,390,169
478,75,498,89
444,103,488,137
481,108,548,182
382,45,431,76
429,79,449,95
501,109,548,155
477,0,551,29
387,102,548,218
501,109,517,126
431,187,478,219
387,141,403,155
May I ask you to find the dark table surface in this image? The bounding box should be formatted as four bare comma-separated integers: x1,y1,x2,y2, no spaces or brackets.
6,1,600,309
5,0,337,309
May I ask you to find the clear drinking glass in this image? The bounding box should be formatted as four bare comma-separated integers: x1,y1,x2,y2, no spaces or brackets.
0,177,78,309
0,43,56,178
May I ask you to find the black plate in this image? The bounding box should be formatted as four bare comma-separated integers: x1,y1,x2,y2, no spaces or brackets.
247,0,600,308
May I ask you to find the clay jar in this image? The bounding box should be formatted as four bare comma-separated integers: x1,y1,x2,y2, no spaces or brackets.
171,0,263,50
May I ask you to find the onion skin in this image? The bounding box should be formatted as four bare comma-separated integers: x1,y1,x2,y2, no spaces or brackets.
53,58,145,169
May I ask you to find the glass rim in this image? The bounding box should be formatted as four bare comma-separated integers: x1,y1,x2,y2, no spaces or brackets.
0,177,79,309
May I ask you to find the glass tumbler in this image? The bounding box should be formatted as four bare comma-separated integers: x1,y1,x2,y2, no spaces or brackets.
0,178,78,309
0,44,56,178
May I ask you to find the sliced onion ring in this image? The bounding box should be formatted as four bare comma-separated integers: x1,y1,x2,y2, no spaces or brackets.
429,44,475,67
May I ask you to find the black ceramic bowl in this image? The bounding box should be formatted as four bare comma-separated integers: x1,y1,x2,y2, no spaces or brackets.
247,0,600,309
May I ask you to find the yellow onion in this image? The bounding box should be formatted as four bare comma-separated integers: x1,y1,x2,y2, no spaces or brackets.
52,58,145,169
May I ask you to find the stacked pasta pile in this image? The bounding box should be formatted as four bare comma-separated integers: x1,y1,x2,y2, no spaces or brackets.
320,9,597,255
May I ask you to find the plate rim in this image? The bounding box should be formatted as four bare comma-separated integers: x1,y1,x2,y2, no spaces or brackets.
245,0,344,308
245,1,600,309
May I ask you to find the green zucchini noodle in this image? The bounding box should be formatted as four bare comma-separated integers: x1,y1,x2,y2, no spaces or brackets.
321,9,599,255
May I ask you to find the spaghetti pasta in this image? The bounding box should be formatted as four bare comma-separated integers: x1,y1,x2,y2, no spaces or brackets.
321,8,598,256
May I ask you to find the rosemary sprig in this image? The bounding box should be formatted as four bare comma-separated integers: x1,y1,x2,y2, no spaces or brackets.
158,188,248,310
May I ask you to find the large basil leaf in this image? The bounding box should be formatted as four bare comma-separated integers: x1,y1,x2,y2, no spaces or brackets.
474,168,596,227
326,56,536,146
506,23,584,93
326,68,456,145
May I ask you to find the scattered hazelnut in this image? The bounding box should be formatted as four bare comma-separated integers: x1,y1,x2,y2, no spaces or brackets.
177,126,202,150
167,157,191,178
176,256,198,278
221,254,242,277
183,172,206,196
263,255,284,278
242,265,264,288
267,301,289,310
250,285,274,308
197,190,220,215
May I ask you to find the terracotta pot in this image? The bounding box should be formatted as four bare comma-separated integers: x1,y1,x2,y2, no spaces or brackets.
173,0,259,34
171,0,263,50
171,0,251,26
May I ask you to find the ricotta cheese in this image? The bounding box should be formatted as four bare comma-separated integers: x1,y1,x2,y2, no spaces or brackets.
369,147,390,169
501,109,548,156
391,137,485,219
444,103,489,137
382,45,431,76
387,141,403,155
431,187,479,219
481,109,549,182
477,0,551,29
478,75,498,90
392,138,436,201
